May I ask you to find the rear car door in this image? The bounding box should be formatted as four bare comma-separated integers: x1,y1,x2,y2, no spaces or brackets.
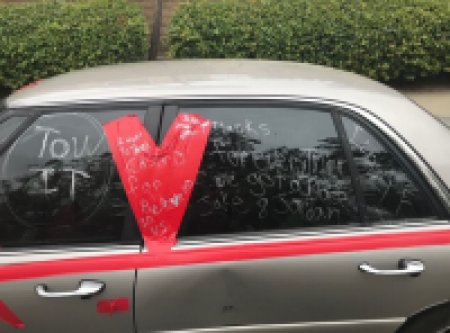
135,101,450,333
0,103,162,332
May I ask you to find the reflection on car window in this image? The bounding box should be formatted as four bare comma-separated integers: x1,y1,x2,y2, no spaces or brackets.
342,116,434,222
0,117,26,144
0,110,145,248
178,107,360,238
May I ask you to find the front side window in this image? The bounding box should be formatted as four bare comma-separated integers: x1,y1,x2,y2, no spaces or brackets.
0,110,146,248
342,116,435,222
178,106,360,238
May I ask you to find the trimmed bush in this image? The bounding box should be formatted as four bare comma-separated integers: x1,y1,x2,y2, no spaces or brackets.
168,0,450,82
0,0,149,90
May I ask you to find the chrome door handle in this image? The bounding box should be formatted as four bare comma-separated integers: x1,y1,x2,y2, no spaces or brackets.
359,259,424,277
36,280,105,299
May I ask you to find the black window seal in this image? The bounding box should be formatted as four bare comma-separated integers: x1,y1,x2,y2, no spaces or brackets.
336,109,447,221
144,105,164,142
0,114,38,156
159,104,180,144
331,110,367,225
5,100,163,116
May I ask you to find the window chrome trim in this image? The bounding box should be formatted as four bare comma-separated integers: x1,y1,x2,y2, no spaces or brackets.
0,244,140,265
170,220,450,251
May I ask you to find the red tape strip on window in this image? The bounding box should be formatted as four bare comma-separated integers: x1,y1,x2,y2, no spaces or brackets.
103,113,211,251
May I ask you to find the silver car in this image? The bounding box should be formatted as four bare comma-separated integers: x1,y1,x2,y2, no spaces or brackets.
0,60,449,333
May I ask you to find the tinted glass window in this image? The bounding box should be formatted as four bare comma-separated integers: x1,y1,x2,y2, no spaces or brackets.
178,107,360,238
342,116,434,222
0,110,146,248
0,117,26,144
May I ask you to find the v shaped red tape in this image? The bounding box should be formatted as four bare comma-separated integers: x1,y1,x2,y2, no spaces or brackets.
0,300,25,329
103,113,211,251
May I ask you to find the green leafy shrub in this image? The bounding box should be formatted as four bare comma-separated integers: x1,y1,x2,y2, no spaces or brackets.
168,0,450,82
0,0,149,89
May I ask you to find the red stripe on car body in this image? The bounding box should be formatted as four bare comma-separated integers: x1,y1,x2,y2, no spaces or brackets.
0,228,449,283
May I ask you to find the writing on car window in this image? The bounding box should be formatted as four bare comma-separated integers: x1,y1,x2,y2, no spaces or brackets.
0,111,145,248
342,116,434,222
178,107,360,237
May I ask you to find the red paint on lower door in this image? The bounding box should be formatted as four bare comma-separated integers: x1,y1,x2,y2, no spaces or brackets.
0,300,24,329
97,298,129,317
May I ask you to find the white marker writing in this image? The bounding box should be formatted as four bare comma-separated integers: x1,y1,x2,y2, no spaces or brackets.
30,168,58,195
35,126,60,158
63,168,90,200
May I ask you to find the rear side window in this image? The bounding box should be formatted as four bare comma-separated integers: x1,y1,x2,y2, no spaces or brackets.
342,116,435,222
178,106,360,238
0,117,26,144
0,110,146,248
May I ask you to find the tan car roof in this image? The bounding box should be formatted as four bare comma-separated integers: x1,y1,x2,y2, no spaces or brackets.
7,59,401,107
5,59,450,189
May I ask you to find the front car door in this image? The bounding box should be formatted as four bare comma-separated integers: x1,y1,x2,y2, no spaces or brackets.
0,103,162,332
135,101,450,333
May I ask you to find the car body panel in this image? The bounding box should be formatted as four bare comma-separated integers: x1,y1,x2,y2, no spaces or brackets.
135,223,450,332
157,319,403,333
1,60,449,332
0,246,139,332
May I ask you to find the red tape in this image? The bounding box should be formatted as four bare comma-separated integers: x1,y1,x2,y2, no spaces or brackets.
103,113,211,251
0,228,449,283
16,80,42,92
97,298,129,317
0,300,24,329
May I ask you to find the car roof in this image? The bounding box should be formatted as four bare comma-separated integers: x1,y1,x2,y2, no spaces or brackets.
5,59,450,190
6,59,401,108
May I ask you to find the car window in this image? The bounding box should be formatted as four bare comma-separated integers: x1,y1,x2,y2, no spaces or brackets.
178,106,360,238
342,116,435,222
0,117,27,144
0,110,146,248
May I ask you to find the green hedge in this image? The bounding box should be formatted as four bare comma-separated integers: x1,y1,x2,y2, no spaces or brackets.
168,0,450,82
0,0,149,90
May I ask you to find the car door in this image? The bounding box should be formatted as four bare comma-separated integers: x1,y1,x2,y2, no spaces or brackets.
0,103,162,332
135,101,450,333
